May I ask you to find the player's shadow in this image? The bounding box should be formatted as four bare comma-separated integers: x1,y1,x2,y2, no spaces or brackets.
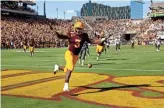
71,84,151,96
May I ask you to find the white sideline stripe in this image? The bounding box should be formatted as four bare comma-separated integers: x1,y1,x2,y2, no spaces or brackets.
1,65,164,72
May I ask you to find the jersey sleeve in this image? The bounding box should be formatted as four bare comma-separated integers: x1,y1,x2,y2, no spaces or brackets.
83,33,91,43
55,31,70,39
67,31,71,37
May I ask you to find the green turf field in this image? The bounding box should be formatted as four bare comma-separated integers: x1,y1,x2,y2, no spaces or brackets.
1,45,164,108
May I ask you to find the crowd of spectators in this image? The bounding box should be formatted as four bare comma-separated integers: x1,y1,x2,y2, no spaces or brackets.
1,16,72,49
1,15,163,49
136,19,163,42
90,19,163,44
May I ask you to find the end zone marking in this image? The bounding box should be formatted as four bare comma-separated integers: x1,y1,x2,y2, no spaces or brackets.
1,70,164,108
111,76,164,94
2,71,109,99
2,76,65,91
68,76,164,108
1,70,31,76
1,72,39,78
52,76,113,101
2,72,64,87
2,65,164,72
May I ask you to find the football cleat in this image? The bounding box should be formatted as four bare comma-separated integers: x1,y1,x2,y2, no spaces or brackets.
63,86,70,92
53,64,59,74
63,88,70,92
96,57,99,61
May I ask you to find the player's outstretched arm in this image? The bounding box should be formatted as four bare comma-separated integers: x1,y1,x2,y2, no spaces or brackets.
90,38,106,44
84,33,105,44
56,32,69,39
48,23,69,39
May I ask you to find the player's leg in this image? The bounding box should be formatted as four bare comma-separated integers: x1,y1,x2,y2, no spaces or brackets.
29,47,32,56
132,43,134,49
155,43,158,51
157,44,160,51
81,49,86,66
53,65,66,75
25,46,26,52
106,45,109,52
64,69,72,91
87,47,90,57
133,43,134,49
131,43,133,49
82,48,87,60
97,52,101,61
30,47,34,56
32,47,34,56
23,45,26,52
104,46,107,54
54,50,71,73
96,45,99,60
63,54,78,91
79,50,83,64
97,46,102,61
54,59,71,91
98,46,103,60
116,44,118,52
53,50,75,91
118,44,121,51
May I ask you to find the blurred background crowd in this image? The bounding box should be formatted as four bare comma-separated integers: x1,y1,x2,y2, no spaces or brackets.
1,0,164,49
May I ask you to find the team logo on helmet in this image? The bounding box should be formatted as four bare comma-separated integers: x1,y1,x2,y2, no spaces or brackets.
74,21,84,29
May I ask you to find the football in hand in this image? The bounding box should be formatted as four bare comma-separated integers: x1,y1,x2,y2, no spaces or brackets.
88,63,92,68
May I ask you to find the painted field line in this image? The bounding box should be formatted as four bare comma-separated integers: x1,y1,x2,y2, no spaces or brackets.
1,72,38,78
2,64,164,72
2,75,65,91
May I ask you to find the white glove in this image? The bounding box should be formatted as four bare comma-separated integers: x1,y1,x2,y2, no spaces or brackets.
88,43,91,46
101,38,106,42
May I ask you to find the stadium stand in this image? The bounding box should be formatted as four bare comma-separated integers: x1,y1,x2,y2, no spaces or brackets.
1,16,72,49
1,1,164,49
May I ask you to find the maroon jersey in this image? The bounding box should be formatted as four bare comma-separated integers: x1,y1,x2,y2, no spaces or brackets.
97,36,106,46
29,39,35,47
98,40,106,46
23,39,27,46
68,32,91,55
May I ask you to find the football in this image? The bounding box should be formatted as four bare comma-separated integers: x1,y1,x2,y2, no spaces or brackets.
88,63,92,68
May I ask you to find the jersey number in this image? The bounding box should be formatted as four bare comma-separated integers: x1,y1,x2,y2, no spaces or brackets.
74,39,81,48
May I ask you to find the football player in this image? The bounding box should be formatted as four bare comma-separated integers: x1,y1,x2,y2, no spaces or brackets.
49,21,105,91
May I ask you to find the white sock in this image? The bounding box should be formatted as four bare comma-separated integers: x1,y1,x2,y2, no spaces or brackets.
82,60,84,66
64,83,69,88
54,64,59,71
